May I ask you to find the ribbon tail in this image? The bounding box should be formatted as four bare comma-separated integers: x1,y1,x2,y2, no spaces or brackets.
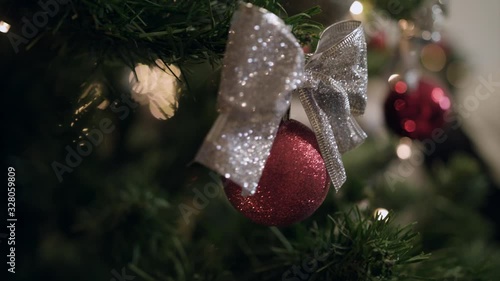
297,20,368,191
195,110,281,196
298,85,346,191
343,114,366,153
299,77,367,191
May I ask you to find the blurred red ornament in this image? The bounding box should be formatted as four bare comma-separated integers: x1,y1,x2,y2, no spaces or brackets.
224,119,330,226
384,77,451,140
302,44,312,54
368,31,386,50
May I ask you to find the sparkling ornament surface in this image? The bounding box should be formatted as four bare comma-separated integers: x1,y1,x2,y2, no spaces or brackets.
224,119,330,226
384,77,451,140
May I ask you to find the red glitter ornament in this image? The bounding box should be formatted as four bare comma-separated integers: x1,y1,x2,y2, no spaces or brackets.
224,119,330,226
368,31,386,50
384,77,451,140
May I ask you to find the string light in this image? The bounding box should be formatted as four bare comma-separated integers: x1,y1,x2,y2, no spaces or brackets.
129,59,181,120
97,99,110,110
396,144,411,160
388,74,401,84
350,1,364,15
403,120,416,133
0,21,11,33
396,137,413,160
395,81,408,94
373,208,389,220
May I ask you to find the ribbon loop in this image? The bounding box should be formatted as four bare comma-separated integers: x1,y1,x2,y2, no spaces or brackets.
216,4,304,114
307,21,368,115
195,3,304,195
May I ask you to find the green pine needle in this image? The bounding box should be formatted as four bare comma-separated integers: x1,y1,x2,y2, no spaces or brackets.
258,207,429,281
6,0,322,67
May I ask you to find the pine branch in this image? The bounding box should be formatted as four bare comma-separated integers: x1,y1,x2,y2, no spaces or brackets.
4,0,322,66
253,208,429,281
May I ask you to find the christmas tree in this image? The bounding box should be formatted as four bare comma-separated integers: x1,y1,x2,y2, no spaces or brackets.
1,0,500,280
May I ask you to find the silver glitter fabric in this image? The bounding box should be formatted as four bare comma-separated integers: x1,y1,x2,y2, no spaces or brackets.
195,3,304,195
196,4,367,195
298,21,368,191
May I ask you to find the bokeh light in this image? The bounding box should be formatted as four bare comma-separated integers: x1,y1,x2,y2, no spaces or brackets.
374,208,389,220
396,137,413,160
421,43,447,72
404,120,416,132
394,99,406,111
350,1,364,15
396,143,412,159
0,21,11,33
395,81,408,94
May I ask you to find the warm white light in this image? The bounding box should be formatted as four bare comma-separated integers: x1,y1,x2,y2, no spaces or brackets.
0,21,11,33
129,59,181,120
374,208,389,220
350,1,364,15
97,99,110,110
396,143,412,160
388,74,400,84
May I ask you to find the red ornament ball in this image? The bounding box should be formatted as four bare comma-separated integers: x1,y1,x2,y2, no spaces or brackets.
224,119,330,226
368,31,386,50
384,77,451,140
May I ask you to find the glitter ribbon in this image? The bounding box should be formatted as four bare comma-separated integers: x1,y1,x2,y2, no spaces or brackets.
195,3,367,195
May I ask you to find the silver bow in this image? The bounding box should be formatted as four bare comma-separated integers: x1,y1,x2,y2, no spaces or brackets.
195,3,367,195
